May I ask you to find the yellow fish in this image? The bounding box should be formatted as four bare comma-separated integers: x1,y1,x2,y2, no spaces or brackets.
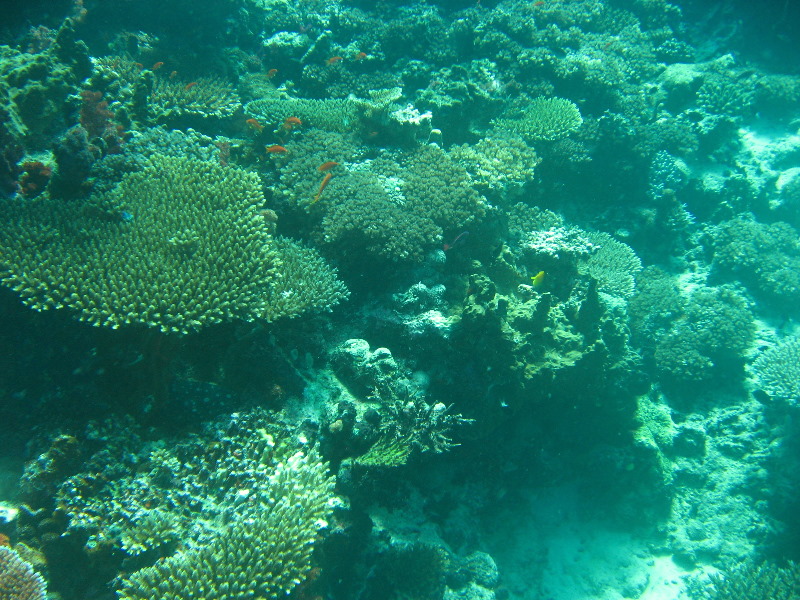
531,271,546,288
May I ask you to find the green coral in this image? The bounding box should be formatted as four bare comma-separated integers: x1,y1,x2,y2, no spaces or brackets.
263,236,350,321
119,439,335,600
690,560,800,600
578,231,642,299
653,285,755,383
751,337,800,403
245,96,360,133
492,96,583,142
277,135,487,262
448,132,540,199
0,156,284,334
629,266,685,347
149,75,241,124
710,216,800,306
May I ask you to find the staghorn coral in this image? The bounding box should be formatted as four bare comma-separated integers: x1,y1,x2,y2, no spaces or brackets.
0,546,47,600
492,96,583,142
0,155,277,334
751,337,800,403
119,444,335,600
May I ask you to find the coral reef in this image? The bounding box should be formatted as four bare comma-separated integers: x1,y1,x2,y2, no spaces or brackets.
708,216,800,307
690,560,800,600
751,337,800,404
0,546,47,600
119,444,334,600
0,155,277,333
491,96,583,142
276,133,488,263
262,236,350,321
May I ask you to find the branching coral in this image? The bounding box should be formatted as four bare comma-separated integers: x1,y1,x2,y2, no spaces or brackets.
245,96,360,133
277,134,487,262
578,231,642,299
690,560,800,600
0,546,47,600
0,155,277,334
150,75,241,124
448,131,540,200
119,445,334,600
262,236,350,321
653,285,755,383
752,337,800,403
492,96,583,142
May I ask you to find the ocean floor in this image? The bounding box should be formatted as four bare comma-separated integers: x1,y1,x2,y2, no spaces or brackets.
487,486,695,600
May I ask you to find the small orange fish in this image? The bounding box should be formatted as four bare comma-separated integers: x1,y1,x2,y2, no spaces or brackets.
134,62,144,70
531,271,546,288
354,51,367,60
169,70,178,79
152,61,164,70
533,1,544,5
326,56,344,65
312,172,333,203
246,118,264,132
283,116,302,129
267,68,278,78
318,161,339,172
266,144,289,154
184,81,198,91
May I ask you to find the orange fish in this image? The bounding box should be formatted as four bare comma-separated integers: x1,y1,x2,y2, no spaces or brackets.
312,172,333,203
184,81,198,91
246,118,264,132
533,1,544,5
354,52,367,60
318,161,339,172
152,61,164,70
169,70,178,79
326,56,344,65
134,62,144,70
284,116,302,129
266,144,289,154
267,68,278,78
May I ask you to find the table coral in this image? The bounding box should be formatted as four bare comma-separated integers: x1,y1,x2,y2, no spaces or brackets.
0,155,278,334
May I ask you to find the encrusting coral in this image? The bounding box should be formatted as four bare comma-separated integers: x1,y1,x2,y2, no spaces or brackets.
0,154,346,334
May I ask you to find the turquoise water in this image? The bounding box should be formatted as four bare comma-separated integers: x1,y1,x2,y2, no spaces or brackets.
1,1,799,599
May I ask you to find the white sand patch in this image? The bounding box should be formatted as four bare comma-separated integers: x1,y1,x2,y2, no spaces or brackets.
486,486,695,600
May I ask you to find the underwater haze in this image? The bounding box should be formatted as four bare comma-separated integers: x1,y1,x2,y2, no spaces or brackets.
1,0,800,599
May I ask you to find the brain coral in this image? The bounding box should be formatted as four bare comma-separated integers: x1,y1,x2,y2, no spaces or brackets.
0,155,279,334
